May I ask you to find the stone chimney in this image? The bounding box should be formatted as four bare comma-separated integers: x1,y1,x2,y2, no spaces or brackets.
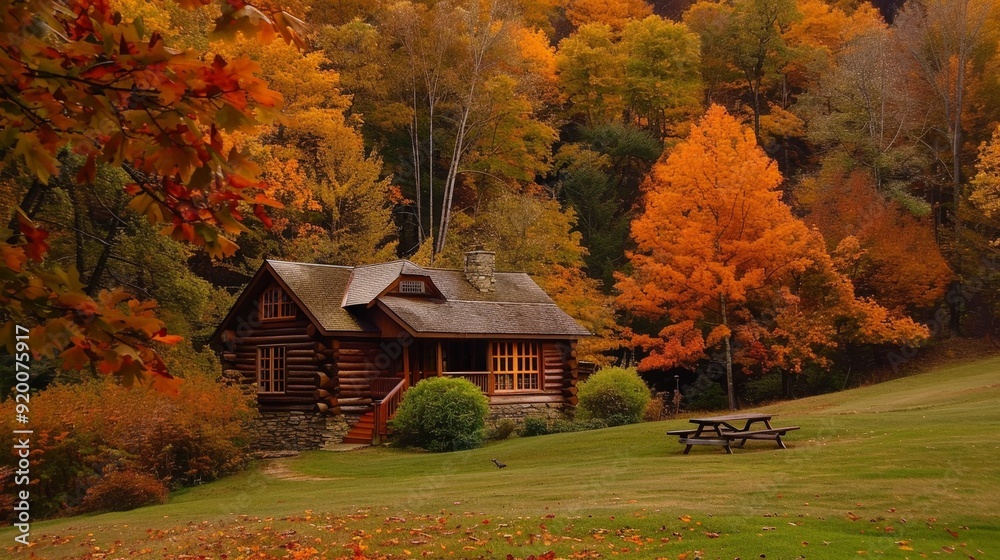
463,249,496,293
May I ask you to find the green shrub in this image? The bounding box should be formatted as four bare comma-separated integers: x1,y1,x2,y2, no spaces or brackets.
0,374,255,521
389,377,489,452
801,367,848,396
576,367,651,426
740,373,783,405
518,416,551,437
487,419,518,441
684,377,729,410
78,470,169,513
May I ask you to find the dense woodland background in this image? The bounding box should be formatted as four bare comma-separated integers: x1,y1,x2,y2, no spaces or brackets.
4,0,1000,406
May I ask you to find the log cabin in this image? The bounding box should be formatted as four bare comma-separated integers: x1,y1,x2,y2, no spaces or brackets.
212,251,591,450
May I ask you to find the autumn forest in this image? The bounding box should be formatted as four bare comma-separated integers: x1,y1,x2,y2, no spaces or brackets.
4,0,1000,423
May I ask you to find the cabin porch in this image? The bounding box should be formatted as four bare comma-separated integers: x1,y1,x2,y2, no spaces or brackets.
342,338,577,444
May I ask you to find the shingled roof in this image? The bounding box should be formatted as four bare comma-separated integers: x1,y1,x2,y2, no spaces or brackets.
267,260,376,333
261,259,589,337
380,297,591,336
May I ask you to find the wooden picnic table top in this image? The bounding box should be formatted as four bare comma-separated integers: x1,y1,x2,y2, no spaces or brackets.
669,412,795,454
688,413,772,424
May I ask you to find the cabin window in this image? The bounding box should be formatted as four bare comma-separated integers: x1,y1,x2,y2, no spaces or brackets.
257,346,286,394
492,341,540,392
399,280,425,294
442,340,488,372
260,286,296,320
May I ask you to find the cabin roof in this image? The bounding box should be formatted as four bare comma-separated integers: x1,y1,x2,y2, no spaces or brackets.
341,261,431,307
246,258,590,338
267,260,377,333
379,296,591,336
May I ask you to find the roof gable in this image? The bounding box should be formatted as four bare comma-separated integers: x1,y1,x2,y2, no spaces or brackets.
342,260,441,307
216,258,590,341
267,260,376,332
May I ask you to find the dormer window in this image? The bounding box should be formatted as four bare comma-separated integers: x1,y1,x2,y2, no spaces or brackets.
399,280,426,294
260,286,296,320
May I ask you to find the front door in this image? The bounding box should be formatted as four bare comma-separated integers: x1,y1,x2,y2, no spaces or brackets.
408,340,439,387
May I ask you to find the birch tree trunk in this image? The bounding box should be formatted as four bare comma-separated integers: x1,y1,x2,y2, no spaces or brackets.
433,0,511,256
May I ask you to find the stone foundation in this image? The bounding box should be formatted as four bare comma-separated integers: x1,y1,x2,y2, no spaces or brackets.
254,411,350,451
487,402,569,424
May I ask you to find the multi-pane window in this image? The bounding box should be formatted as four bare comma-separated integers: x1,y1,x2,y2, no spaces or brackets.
399,280,425,294
257,346,286,394
260,286,296,320
492,341,540,392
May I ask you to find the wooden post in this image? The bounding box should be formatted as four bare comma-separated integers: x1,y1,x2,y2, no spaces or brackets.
486,340,494,396
436,341,443,377
402,343,410,381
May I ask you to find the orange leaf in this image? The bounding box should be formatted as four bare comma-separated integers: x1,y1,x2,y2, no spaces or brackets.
151,333,183,344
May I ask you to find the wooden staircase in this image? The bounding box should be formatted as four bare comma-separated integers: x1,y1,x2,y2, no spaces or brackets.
340,377,408,445
342,410,375,444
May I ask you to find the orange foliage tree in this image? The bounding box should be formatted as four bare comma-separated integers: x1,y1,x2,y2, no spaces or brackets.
616,106,927,408
0,0,303,391
562,0,653,31
801,168,953,312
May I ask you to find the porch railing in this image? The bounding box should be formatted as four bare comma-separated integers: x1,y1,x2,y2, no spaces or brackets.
442,371,490,394
373,377,407,443
371,376,403,399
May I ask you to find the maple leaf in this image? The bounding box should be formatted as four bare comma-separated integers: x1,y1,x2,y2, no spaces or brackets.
151,332,184,344
17,212,50,262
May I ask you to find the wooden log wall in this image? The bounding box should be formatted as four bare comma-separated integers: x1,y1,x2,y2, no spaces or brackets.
219,319,386,420
542,341,579,406
220,317,323,412
314,339,341,415
335,341,383,416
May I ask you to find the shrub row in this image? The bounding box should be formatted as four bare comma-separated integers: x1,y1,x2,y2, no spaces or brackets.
390,367,653,449
0,374,256,519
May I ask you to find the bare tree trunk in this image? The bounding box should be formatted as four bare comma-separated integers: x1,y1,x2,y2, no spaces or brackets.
720,294,736,410
428,98,435,262
433,0,509,256
409,84,423,244
435,100,473,255
71,187,85,273
85,223,118,296
7,179,46,231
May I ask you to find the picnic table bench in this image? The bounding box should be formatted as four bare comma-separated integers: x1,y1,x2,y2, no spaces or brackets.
666,413,799,454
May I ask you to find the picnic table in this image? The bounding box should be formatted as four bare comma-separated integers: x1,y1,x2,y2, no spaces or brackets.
666,413,799,454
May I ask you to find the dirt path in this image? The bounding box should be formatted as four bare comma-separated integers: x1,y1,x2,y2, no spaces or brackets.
260,458,341,482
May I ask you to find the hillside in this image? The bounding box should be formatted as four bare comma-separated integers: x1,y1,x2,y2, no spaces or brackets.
5,355,999,559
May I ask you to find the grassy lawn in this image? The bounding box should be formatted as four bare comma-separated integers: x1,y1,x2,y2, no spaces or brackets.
4,356,1000,559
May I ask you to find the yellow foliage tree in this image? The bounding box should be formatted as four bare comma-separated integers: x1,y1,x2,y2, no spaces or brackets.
972,126,1000,231
216,37,399,265
439,191,620,364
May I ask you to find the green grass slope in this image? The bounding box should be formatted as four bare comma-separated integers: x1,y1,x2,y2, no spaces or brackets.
5,356,1000,559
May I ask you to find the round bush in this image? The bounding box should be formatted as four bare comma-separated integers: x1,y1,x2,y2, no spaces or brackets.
78,470,168,513
487,419,518,441
576,367,651,426
518,416,550,437
389,377,489,452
